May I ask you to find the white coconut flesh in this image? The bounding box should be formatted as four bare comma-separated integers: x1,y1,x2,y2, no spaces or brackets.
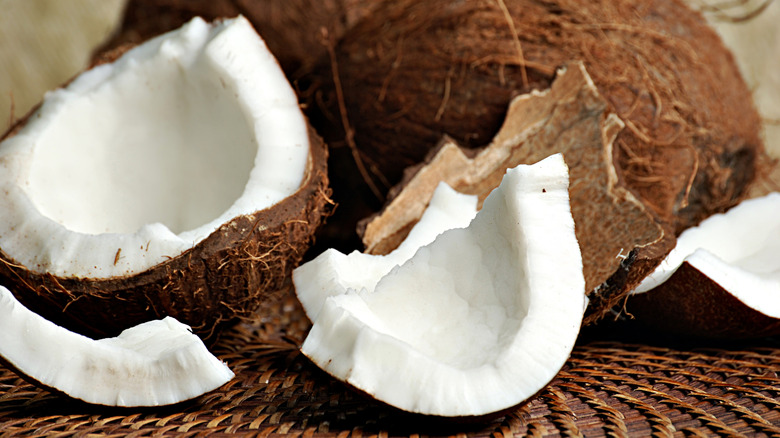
633,192,780,315
0,285,234,406
0,15,309,278
293,154,586,417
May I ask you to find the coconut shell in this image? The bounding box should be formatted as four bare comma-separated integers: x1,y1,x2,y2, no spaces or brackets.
626,261,780,340
311,0,763,239
0,124,332,341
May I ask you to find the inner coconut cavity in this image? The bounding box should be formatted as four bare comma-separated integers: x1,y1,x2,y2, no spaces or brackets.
0,16,309,278
294,154,586,417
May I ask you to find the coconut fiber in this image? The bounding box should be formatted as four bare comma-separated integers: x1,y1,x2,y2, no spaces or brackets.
312,0,764,240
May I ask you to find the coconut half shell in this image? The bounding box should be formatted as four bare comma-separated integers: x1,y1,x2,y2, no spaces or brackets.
312,0,763,241
627,193,780,339
360,62,670,323
0,16,332,340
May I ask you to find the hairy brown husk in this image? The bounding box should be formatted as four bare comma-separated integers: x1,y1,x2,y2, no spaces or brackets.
312,0,763,239
0,124,332,341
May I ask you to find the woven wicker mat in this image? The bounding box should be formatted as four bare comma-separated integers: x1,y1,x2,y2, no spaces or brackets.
2,291,780,437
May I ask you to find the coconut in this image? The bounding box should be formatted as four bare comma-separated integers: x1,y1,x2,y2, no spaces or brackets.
627,192,780,339
0,16,332,340
0,285,233,407
312,0,763,243
293,154,585,417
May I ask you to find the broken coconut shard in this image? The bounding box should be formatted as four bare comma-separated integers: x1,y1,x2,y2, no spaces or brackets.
0,15,332,339
294,154,586,417
628,192,780,339
0,285,234,407
360,62,668,324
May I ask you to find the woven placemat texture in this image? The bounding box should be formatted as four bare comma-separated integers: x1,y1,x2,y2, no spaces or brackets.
1,292,780,437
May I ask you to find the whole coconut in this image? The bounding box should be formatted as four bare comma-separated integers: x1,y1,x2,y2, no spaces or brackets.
312,0,764,238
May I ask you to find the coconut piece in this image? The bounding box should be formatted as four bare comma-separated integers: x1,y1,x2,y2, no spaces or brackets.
627,192,780,339
0,285,233,407
313,0,763,238
360,62,668,324
294,154,586,417
0,16,332,339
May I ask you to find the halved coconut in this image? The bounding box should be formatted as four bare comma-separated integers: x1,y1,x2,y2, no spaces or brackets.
293,154,586,417
0,16,332,339
0,285,233,407
628,193,780,339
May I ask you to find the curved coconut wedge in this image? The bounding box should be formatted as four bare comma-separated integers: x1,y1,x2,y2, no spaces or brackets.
628,193,780,339
0,285,234,407
294,154,586,417
0,16,331,339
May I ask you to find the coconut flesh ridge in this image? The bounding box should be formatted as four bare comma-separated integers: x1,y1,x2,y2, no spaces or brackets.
294,154,586,417
0,15,309,279
633,192,780,315
0,284,234,406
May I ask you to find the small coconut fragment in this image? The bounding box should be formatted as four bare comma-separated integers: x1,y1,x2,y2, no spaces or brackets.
360,62,668,324
294,154,585,417
0,285,233,407
628,193,780,339
0,16,332,339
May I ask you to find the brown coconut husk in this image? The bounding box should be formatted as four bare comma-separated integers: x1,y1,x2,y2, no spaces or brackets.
311,0,764,244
